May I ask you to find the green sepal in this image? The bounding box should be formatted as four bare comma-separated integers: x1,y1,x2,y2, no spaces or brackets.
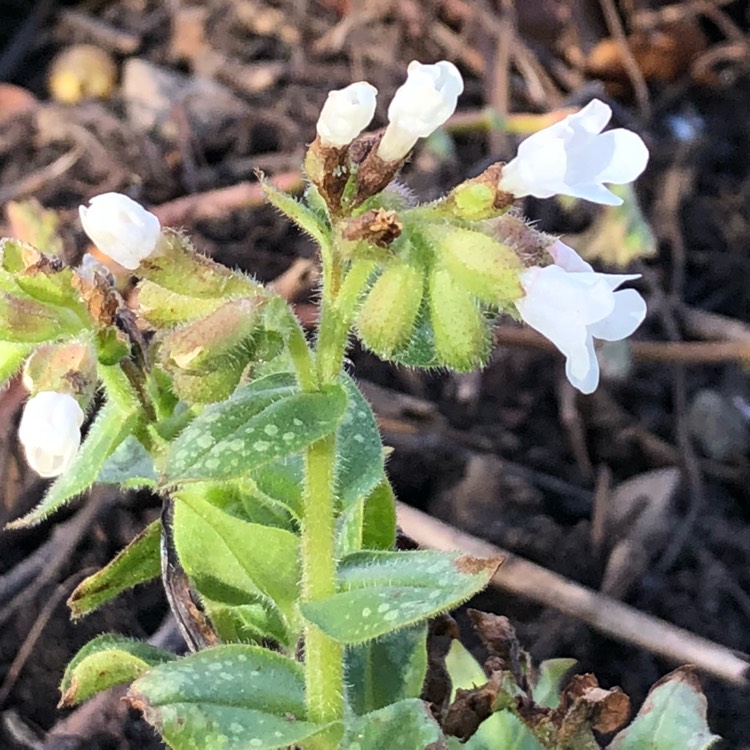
356,263,424,358
426,225,523,305
300,550,500,644
429,267,491,371
68,520,161,618
129,645,340,750
60,635,175,706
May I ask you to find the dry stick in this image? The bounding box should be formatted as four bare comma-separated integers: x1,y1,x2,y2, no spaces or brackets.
494,325,750,363
0,570,87,707
396,502,750,686
598,0,651,120
151,171,304,226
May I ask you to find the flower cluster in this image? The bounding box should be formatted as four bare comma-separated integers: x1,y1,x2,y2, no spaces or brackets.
315,60,464,162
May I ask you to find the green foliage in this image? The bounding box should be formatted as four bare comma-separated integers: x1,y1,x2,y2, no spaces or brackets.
163,373,348,483
68,520,161,618
262,179,330,250
97,435,157,488
343,698,444,749
337,479,397,557
130,645,339,750
347,625,428,715
610,667,720,750
60,635,175,706
301,550,500,644
8,398,138,528
172,490,300,646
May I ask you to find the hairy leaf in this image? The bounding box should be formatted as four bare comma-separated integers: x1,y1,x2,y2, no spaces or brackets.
69,520,161,618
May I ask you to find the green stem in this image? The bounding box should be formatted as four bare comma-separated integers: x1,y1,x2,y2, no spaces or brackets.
316,259,375,384
300,255,373,742
97,362,144,414
302,433,343,729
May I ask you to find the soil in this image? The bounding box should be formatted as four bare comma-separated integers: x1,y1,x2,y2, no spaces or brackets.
2,1,750,748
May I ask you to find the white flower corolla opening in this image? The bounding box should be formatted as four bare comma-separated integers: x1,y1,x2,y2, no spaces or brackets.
316,81,378,148
514,241,647,394
498,99,649,206
377,60,464,163
79,192,161,270
19,391,85,478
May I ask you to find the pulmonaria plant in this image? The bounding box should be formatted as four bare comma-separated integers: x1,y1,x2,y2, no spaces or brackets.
0,61,655,750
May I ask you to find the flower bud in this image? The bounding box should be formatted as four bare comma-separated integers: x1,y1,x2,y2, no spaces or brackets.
356,263,423,357
19,391,84,477
425,226,523,305
160,297,264,403
498,99,649,206
316,82,378,148
377,60,464,162
79,193,161,270
429,267,490,371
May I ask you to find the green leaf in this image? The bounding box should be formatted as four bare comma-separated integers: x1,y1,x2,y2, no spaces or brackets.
337,375,385,509
200,594,291,646
534,658,577,708
163,373,348,483
7,399,138,528
69,520,161,618
610,667,720,750
347,625,428,715
247,457,304,521
337,479,396,557
172,490,300,645
343,698,444,749
262,179,330,250
60,634,175,706
300,550,500,644
97,435,157,489
0,342,31,388
130,645,337,750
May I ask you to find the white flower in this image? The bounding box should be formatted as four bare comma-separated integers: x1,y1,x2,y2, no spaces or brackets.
316,81,378,148
377,60,464,162
79,193,161,270
19,391,84,478
498,99,649,206
514,241,646,394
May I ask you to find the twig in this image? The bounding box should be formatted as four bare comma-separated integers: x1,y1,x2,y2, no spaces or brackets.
0,148,83,207
0,488,113,627
151,171,304,226
397,502,750,686
494,325,750,363
597,0,651,119
58,9,141,54
0,570,87,707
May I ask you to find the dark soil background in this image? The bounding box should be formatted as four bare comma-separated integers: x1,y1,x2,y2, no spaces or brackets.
2,0,750,748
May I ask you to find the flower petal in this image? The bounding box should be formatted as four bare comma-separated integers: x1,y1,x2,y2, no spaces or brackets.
565,336,600,394
594,129,649,184
587,288,646,341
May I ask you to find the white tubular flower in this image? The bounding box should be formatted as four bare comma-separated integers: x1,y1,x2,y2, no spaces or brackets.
79,192,161,270
316,81,378,148
19,391,84,478
514,241,646,394
377,60,464,162
498,99,649,206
